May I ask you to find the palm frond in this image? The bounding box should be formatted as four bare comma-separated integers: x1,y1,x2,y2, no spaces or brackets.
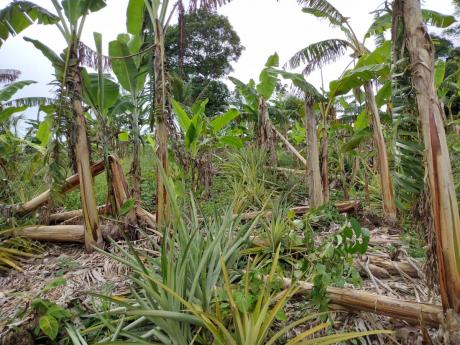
0,69,21,84
297,0,347,24
188,0,232,11
286,39,352,74
4,97,54,107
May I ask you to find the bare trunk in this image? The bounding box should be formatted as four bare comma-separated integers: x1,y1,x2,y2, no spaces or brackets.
69,39,102,252
131,106,141,201
364,82,397,220
305,101,324,208
257,97,276,165
109,155,138,232
320,105,331,203
403,0,460,313
154,20,169,226
350,156,360,187
338,150,350,201
14,224,122,243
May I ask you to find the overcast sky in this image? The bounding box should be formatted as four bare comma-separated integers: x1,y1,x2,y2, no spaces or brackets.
0,0,456,128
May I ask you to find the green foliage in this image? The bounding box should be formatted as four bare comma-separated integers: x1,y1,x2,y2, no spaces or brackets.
165,9,243,79
330,63,389,97
303,203,346,231
0,1,59,47
61,0,106,25
222,148,273,210
109,34,146,95
307,219,368,311
23,37,65,79
126,0,144,35
366,9,455,42
210,108,239,133
189,76,232,117
82,70,120,111
82,172,258,343
172,97,241,157
270,68,323,101
30,278,73,341
151,245,390,345
119,198,135,216
257,53,279,100
288,38,352,74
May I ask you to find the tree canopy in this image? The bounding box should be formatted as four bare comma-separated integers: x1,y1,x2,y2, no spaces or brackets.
165,8,243,79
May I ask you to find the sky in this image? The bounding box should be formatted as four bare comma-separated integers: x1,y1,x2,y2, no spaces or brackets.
0,0,457,129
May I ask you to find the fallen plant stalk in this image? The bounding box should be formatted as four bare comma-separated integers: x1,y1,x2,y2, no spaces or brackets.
281,277,442,326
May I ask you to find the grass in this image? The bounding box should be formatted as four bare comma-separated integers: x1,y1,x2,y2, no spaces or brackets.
64,149,157,211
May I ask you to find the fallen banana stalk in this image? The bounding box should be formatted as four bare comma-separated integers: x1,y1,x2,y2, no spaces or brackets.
267,166,306,176
12,224,123,243
17,201,359,244
239,200,360,221
272,125,307,168
0,160,105,217
49,204,110,224
361,255,422,279
281,277,443,326
109,155,138,229
137,201,360,228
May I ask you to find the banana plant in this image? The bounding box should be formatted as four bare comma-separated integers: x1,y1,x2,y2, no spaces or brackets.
109,33,147,201
126,0,233,225
15,0,109,251
392,0,460,313
172,97,240,195
0,79,35,126
0,1,59,47
81,33,120,212
435,59,460,127
269,68,327,207
284,0,456,219
288,0,397,218
366,3,456,210
230,53,280,164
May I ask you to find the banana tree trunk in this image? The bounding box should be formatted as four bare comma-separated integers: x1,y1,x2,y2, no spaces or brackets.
402,0,460,312
320,104,331,203
305,101,324,208
364,82,397,220
257,97,276,165
69,40,103,252
131,105,141,201
154,19,169,226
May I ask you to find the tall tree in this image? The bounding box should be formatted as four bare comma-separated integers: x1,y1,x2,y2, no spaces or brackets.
165,8,243,80
394,0,460,312
288,0,397,219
